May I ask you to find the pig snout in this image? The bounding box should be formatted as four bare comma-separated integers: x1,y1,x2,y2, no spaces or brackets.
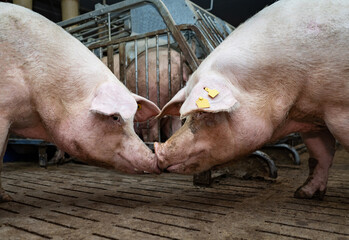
154,142,175,172
154,142,167,171
154,141,185,173
129,146,161,174
146,152,162,174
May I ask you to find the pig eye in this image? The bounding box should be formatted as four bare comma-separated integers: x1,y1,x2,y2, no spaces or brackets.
112,115,120,121
195,112,207,119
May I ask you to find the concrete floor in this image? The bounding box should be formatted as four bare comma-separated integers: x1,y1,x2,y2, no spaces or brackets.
0,148,348,239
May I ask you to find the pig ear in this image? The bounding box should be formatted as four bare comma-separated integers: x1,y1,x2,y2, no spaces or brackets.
90,81,137,120
180,80,239,117
132,94,160,122
157,87,186,119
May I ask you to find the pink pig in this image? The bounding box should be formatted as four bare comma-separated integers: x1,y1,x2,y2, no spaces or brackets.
156,0,349,199
0,3,160,202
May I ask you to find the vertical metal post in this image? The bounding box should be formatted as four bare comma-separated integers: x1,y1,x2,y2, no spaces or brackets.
134,40,139,95
156,35,161,141
119,42,126,85
145,38,149,99
108,13,112,41
106,13,114,73
135,40,139,130
167,32,172,99
167,32,172,137
38,146,48,168
145,37,150,138
107,45,114,74
180,52,184,88
98,47,103,59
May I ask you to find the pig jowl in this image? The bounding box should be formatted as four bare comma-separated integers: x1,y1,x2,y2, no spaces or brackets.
0,4,160,201
155,0,349,199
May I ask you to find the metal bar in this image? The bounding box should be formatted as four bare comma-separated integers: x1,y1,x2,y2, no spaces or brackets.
167,32,172,99
262,144,301,165
145,38,149,100
205,14,224,43
135,40,138,95
145,37,150,139
250,151,278,179
135,39,139,131
107,45,114,73
156,35,161,141
196,13,218,48
78,13,127,37
156,35,160,107
180,52,184,88
65,13,130,34
81,25,125,43
97,47,102,59
88,24,212,56
58,0,147,27
62,0,199,71
201,14,221,44
167,32,172,137
108,13,112,41
88,28,170,49
8,139,54,146
79,23,108,37
38,146,48,168
177,24,213,53
119,42,126,85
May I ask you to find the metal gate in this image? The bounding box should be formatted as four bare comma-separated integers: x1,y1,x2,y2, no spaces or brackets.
58,0,234,143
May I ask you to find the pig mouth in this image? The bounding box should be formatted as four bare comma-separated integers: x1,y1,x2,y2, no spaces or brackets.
117,153,160,174
166,163,184,173
162,150,205,174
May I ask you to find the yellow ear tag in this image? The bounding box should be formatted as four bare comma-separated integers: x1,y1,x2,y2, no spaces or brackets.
204,87,219,98
137,104,142,110
196,97,210,108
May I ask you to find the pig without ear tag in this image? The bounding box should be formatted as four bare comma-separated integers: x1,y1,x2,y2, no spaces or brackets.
196,97,210,108
204,87,219,98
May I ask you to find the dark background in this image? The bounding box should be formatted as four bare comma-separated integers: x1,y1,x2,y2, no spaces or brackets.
1,0,278,26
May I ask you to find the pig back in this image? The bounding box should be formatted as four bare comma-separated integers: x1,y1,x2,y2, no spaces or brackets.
203,0,349,107
126,47,186,109
0,3,127,133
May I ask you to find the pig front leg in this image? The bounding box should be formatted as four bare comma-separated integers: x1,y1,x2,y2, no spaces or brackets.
294,129,335,200
0,125,12,202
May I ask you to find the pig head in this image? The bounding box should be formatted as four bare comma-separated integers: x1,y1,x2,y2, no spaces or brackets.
56,81,161,173
0,3,160,176
155,74,247,173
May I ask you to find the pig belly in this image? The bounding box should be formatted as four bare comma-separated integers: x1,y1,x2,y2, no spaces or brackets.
11,124,51,141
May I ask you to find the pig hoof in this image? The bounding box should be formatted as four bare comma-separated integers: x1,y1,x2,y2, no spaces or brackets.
0,192,13,203
294,186,326,200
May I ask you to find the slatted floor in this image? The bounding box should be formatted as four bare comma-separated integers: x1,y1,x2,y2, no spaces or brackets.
0,148,348,239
